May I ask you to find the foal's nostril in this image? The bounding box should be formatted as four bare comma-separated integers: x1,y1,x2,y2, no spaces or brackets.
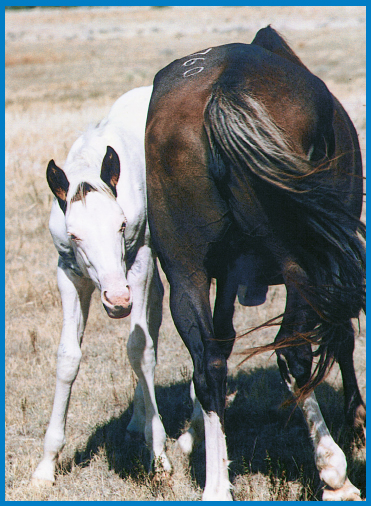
102,286,131,308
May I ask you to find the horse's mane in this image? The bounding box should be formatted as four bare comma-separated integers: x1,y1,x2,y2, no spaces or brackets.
64,120,116,205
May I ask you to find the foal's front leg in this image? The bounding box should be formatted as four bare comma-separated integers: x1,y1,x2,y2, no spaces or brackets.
126,246,171,473
31,263,94,486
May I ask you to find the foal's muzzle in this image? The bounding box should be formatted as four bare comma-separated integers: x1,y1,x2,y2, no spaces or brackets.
101,285,132,319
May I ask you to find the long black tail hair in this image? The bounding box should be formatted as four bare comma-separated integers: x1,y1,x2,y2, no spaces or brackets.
204,83,365,396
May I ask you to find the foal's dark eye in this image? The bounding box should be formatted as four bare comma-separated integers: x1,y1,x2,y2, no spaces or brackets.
69,233,79,242
119,221,126,234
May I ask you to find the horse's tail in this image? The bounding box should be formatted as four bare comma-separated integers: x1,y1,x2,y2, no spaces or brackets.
204,84,365,395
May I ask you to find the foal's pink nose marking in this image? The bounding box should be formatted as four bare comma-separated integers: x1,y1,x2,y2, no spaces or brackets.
103,286,131,308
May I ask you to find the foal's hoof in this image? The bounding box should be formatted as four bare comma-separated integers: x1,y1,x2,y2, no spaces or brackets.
177,431,195,455
177,428,203,455
30,476,54,488
322,478,362,501
30,461,55,488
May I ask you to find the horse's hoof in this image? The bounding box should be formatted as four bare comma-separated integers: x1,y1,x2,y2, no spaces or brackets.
151,453,172,474
202,489,233,501
151,469,172,483
322,478,362,501
125,429,144,443
346,404,366,447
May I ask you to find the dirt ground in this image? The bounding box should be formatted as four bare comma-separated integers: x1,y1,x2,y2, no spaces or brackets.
5,6,365,501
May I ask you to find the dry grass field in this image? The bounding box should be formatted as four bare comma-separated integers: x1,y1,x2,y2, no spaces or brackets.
5,6,365,501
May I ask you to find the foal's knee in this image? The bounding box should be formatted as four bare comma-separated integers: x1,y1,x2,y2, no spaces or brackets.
127,328,156,377
56,343,82,384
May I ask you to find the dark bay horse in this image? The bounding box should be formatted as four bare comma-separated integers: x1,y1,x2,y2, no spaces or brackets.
145,27,365,500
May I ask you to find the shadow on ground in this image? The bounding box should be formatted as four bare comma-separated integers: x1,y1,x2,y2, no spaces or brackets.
59,366,366,500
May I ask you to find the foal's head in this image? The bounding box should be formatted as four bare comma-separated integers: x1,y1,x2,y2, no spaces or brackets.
47,146,132,319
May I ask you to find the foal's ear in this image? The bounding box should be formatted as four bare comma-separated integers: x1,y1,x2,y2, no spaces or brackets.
100,146,120,198
46,160,69,214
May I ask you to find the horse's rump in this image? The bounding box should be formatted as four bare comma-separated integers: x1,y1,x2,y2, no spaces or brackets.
251,26,364,218
203,51,365,393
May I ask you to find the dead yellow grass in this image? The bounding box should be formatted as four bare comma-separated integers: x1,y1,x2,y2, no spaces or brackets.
6,6,365,501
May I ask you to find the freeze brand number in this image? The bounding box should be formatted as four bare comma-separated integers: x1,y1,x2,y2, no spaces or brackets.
182,48,212,78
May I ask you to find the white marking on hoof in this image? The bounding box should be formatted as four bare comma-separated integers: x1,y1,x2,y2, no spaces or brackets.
316,435,347,490
202,488,233,501
284,377,360,500
322,478,362,501
298,390,352,492
202,410,233,501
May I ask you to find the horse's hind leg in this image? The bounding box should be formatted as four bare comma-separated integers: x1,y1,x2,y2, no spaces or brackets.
126,247,171,474
275,290,361,501
170,271,235,500
334,321,366,443
31,263,94,487
177,274,236,457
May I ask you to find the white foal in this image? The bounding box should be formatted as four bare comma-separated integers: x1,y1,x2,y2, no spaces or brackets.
31,86,170,487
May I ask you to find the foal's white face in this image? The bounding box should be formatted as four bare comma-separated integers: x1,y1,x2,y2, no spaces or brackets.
47,146,132,319
66,191,132,318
